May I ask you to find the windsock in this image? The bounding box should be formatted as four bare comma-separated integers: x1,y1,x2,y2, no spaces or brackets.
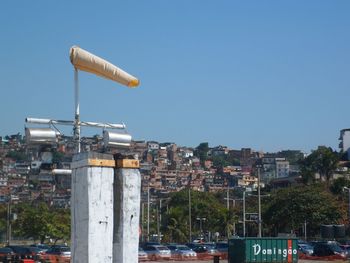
70,46,139,88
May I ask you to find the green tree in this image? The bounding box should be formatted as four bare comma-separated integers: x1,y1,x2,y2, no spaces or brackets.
330,177,350,195
6,150,27,162
0,204,7,236
300,146,339,184
195,143,209,165
162,189,229,242
212,156,230,168
13,203,51,243
263,185,345,236
13,202,70,243
52,151,65,165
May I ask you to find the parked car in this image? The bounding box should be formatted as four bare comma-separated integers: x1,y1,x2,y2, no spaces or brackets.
46,245,70,256
167,244,197,259
27,246,46,261
215,242,228,253
30,243,50,252
339,244,350,254
0,247,15,262
189,243,219,255
6,246,34,260
138,247,148,261
298,243,314,255
141,242,160,248
312,241,347,258
143,245,171,261
44,245,71,263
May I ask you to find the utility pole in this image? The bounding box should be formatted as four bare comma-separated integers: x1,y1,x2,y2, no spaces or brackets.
243,190,246,237
6,196,11,246
226,183,230,239
156,206,160,243
159,199,162,228
147,185,150,242
189,187,192,242
226,183,230,210
258,166,262,238
196,217,206,236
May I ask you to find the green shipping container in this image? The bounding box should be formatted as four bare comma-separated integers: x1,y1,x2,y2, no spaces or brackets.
228,238,298,263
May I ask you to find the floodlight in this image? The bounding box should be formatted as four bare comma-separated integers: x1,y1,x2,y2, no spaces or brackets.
103,130,132,148
25,128,58,145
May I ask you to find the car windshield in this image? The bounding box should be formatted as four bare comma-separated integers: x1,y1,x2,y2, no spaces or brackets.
299,244,312,248
204,244,215,249
177,246,190,251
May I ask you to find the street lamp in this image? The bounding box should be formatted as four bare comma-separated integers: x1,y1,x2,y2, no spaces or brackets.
257,165,262,238
196,217,206,236
343,187,350,225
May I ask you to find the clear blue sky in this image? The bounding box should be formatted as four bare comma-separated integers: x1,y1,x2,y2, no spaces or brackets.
0,1,349,153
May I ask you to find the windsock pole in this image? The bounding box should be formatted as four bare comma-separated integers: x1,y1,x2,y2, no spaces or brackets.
74,68,81,153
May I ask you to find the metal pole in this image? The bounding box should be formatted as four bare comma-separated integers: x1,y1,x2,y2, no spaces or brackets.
227,184,230,210
74,68,81,153
159,199,162,228
227,183,230,239
156,206,160,243
233,199,236,235
304,220,307,241
258,167,262,238
147,185,150,241
243,191,246,237
348,189,350,226
189,188,192,242
159,199,162,242
6,198,11,246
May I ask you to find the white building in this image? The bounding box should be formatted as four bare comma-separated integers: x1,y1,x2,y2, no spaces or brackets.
339,129,350,159
147,141,159,151
275,158,289,178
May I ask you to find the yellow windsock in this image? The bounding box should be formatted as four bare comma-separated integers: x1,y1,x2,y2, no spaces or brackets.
70,46,139,88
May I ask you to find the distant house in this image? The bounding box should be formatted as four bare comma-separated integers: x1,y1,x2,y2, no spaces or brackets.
210,146,229,157
275,158,289,178
0,176,8,187
339,129,350,160
147,141,159,151
204,160,213,169
180,148,194,158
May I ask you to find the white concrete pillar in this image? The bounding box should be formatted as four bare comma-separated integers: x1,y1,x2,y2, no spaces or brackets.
71,152,115,263
113,159,141,263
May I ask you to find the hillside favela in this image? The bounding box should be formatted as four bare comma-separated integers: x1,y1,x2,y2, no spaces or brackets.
1,128,350,262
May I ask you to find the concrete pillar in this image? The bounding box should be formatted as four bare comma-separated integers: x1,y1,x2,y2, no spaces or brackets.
71,152,115,263
113,158,141,263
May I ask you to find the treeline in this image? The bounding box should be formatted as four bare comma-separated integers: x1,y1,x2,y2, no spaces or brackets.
0,203,70,244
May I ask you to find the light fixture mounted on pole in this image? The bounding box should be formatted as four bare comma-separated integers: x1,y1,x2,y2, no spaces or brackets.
26,46,140,153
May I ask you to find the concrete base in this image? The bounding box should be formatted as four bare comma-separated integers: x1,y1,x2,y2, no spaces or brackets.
113,168,141,263
71,152,115,263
